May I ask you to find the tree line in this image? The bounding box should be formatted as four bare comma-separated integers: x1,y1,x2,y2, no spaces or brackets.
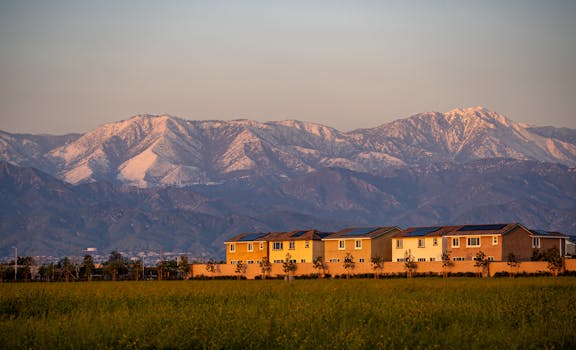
0,251,193,282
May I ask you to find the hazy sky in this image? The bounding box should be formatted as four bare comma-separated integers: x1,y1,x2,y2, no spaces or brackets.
1,0,575,134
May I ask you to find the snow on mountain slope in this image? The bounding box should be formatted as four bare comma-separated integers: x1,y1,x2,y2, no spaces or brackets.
1,107,575,187
350,106,576,165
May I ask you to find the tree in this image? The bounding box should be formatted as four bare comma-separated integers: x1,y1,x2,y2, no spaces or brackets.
545,247,563,276
157,260,169,281
371,256,385,279
20,256,34,282
83,254,95,281
506,252,520,278
343,253,355,279
403,250,417,278
474,251,489,277
441,250,454,278
312,256,326,278
282,253,297,281
0,263,7,282
131,259,142,281
178,255,190,280
59,257,72,282
531,249,546,261
258,257,272,279
235,260,246,280
206,258,218,279
106,251,127,281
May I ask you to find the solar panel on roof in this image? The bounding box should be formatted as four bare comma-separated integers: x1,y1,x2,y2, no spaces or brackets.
291,231,308,237
342,227,380,237
532,229,551,236
458,224,507,232
407,227,442,237
239,233,267,241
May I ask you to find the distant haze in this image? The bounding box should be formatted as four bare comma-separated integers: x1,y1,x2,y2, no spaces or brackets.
0,0,575,134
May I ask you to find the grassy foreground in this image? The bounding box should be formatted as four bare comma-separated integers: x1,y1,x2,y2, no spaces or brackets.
1,278,575,349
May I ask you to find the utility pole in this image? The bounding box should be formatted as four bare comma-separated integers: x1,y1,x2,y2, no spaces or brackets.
13,246,17,281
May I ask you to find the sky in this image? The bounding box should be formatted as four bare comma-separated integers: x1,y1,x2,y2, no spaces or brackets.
0,0,575,134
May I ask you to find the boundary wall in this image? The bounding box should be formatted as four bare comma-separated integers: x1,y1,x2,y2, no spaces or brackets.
190,259,576,279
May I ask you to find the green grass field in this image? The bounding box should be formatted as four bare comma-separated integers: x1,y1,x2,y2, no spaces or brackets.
1,278,575,349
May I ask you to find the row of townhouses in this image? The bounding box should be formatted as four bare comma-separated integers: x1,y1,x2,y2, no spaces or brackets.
225,223,571,265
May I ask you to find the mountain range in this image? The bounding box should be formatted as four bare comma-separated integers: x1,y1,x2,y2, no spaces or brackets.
2,106,575,187
1,106,575,258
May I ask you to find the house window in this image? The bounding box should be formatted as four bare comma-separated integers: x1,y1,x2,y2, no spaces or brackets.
492,236,498,245
397,258,405,262
429,257,436,262
452,257,465,261
338,240,345,250
418,258,426,262
273,259,283,263
260,242,264,250
247,260,254,264
247,243,253,252
487,256,494,261
289,241,295,250
532,237,540,248
229,244,235,252
305,241,309,248
396,240,403,249
452,238,460,248
359,258,365,263
418,239,425,248
433,238,438,246
355,240,362,249
230,260,238,264
273,242,283,251
467,237,480,247
289,259,297,264
329,258,340,263
300,259,306,263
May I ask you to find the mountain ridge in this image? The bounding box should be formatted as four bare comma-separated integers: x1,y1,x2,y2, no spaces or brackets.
1,107,575,188
1,159,574,257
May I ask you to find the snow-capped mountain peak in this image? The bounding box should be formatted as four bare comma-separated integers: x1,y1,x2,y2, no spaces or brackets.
1,107,574,187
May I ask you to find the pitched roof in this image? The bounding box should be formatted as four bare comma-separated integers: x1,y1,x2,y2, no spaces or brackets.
265,229,330,242
529,229,568,239
224,232,270,243
394,225,460,238
443,223,520,236
323,226,399,240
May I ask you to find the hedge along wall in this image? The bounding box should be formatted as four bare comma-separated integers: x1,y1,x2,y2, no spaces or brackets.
190,259,576,279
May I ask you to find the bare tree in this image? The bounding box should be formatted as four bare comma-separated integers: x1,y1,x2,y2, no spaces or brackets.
206,258,218,279
312,256,326,278
258,257,272,279
506,252,520,278
235,260,246,280
371,256,385,279
403,250,417,278
441,250,454,278
282,253,296,281
343,253,355,279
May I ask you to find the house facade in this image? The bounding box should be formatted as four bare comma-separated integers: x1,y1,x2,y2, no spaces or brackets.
444,224,567,261
391,226,459,262
322,226,401,264
266,230,330,264
224,232,270,265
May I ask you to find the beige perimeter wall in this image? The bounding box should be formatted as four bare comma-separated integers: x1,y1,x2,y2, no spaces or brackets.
190,259,576,279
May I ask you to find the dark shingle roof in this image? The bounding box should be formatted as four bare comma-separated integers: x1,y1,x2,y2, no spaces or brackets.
323,226,399,240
